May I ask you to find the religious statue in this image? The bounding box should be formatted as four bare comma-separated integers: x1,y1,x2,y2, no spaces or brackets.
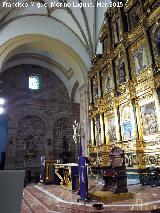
73,120,80,144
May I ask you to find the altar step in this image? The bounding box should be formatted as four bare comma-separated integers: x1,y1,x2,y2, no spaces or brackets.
22,188,51,213
21,200,32,213
21,184,160,213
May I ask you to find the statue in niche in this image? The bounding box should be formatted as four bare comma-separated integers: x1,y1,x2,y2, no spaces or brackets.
118,59,126,83
114,18,120,44
154,26,160,56
133,46,147,74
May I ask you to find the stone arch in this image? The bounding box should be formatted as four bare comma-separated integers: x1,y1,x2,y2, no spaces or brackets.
53,117,77,162
14,110,50,130
15,114,46,174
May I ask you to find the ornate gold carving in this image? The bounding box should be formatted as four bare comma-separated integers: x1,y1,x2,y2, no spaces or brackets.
88,1,160,170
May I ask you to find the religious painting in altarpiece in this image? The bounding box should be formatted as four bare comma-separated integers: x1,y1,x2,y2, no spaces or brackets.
140,101,159,136
150,23,160,68
101,68,114,96
128,1,142,30
119,105,135,141
107,116,117,143
114,53,127,85
129,38,149,76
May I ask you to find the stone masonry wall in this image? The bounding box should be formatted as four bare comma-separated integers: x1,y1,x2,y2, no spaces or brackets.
1,64,79,176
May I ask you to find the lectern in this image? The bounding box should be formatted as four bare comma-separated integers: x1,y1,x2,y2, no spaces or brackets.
103,147,128,193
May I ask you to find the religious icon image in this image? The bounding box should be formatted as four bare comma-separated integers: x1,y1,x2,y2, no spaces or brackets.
104,73,112,94
141,102,158,136
121,107,133,141
118,59,126,83
123,120,132,141
108,118,117,141
133,46,147,74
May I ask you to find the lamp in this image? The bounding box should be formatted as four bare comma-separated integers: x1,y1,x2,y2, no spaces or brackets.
0,107,4,115
0,98,5,105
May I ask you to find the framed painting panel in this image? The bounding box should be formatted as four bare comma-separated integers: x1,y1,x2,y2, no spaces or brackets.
107,117,117,142
140,102,159,136
129,38,149,76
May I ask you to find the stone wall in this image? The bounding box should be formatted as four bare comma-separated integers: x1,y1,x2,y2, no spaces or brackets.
1,64,79,176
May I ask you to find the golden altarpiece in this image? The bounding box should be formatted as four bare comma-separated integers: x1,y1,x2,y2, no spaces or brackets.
88,0,160,171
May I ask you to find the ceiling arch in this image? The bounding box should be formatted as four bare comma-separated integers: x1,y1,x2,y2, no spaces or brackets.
0,0,110,103
0,34,88,102
0,0,109,57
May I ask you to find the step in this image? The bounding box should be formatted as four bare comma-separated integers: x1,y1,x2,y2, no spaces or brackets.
23,188,50,213
21,200,33,213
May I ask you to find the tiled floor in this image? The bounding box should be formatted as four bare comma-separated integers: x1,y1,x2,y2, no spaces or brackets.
21,183,160,213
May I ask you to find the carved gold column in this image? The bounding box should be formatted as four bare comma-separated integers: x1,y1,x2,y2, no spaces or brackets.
90,118,95,146
135,99,145,169
104,113,109,145
123,45,130,80
135,100,143,141
94,117,98,146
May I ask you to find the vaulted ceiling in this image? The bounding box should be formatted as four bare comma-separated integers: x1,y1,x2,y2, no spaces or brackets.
0,0,109,56
0,0,109,102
